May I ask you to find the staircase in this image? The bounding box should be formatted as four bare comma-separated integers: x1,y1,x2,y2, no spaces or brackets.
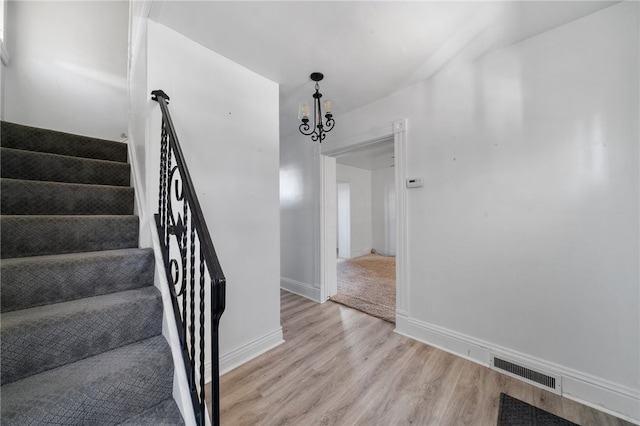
0,121,185,425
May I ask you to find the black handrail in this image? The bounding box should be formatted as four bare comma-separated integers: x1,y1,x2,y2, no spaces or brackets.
151,90,226,426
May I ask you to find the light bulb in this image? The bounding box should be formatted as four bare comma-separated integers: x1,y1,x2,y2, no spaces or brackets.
299,103,310,120
324,100,331,114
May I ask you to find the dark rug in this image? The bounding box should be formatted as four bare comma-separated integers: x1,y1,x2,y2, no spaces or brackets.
497,393,579,426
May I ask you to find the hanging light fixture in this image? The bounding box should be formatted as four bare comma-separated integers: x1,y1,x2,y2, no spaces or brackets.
299,72,334,142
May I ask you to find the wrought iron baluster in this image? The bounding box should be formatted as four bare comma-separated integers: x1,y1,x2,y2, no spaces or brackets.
199,249,206,423
189,220,196,391
159,122,168,236
181,190,189,355
166,146,173,253
152,90,225,426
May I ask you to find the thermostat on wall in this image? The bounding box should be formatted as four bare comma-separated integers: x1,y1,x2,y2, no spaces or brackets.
406,177,424,188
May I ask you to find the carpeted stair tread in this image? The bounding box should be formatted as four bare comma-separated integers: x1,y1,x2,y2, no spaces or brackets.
1,147,130,186
118,398,186,425
0,215,139,258
1,121,127,163
1,178,134,215
0,335,175,425
1,248,155,312
0,123,183,423
1,286,163,385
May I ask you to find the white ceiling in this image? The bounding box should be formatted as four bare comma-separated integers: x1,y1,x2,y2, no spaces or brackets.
150,1,617,143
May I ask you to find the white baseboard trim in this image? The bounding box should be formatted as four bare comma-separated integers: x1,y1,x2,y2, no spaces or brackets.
394,315,640,424
395,316,490,366
562,371,640,424
210,328,284,380
280,277,321,303
394,310,409,334
351,249,373,258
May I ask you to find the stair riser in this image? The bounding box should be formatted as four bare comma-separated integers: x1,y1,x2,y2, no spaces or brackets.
0,336,174,425
1,179,134,215
1,121,128,163
1,248,155,312
0,216,139,259
1,288,163,385
1,148,130,187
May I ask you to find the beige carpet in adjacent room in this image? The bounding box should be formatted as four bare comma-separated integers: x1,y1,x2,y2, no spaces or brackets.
330,253,396,323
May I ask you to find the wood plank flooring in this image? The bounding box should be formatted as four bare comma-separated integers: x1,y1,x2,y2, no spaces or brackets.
210,290,634,426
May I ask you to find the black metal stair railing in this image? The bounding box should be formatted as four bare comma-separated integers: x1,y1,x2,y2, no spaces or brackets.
151,90,226,426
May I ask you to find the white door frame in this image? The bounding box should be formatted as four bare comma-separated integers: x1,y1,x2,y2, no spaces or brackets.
317,119,408,324
337,182,351,259
318,155,337,301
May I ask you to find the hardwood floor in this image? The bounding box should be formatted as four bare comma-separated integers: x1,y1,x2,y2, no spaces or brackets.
210,290,633,425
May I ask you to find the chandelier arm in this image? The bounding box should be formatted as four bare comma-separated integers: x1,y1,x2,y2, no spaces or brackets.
324,117,335,133
299,121,314,136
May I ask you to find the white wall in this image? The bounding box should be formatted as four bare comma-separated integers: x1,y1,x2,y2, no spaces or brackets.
336,163,372,258
282,2,639,421
128,0,150,210
280,134,319,298
3,1,128,140
0,48,5,120
146,21,283,376
1,0,7,120
371,166,396,256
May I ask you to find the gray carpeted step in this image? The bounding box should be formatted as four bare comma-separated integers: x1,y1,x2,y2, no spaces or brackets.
1,248,155,313
0,123,183,423
0,147,130,186
1,286,163,385
0,335,175,425
119,398,186,425
1,178,134,215
0,215,139,259
1,121,127,163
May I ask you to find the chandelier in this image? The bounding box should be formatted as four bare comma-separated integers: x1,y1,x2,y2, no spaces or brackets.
298,72,335,142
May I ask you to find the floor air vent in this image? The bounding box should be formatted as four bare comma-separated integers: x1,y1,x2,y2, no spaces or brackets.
491,355,561,394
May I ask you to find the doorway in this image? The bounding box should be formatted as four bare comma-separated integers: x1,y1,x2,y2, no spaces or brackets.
318,118,408,327
328,138,397,323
